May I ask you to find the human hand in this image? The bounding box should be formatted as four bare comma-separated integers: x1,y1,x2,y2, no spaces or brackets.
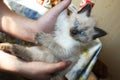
36,0,72,33
19,61,70,80
0,50,70,80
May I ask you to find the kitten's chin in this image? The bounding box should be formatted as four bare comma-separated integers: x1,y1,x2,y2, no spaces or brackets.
75,38,92,44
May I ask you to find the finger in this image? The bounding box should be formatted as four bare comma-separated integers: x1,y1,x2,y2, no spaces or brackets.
38,0,72,33
46,61,71,73
45,0,72,17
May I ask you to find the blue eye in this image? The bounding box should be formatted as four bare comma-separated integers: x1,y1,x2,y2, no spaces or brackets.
79,31,86,36
74,21,80,27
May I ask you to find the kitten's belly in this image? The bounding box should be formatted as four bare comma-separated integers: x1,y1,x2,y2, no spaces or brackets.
27,46,58,63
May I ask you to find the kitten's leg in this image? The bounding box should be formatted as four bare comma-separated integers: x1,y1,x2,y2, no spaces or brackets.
35,32,64,54
0,43,32,61
35,32,69,79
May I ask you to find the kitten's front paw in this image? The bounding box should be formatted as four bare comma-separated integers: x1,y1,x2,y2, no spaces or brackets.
35,32,52,45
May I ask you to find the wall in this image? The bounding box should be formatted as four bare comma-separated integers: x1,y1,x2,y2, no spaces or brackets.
72,0,120,80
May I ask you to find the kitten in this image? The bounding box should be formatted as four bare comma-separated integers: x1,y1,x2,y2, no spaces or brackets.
0,4,107,80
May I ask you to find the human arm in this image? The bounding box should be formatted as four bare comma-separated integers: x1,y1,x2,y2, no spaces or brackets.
0,0,38,43
0,0,71,43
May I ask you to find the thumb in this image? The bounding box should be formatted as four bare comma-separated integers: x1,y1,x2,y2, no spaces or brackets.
45,0,72,17
38,0,72,33
46,61,71,74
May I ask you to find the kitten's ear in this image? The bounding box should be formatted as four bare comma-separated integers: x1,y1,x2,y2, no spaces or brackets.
77,4,92,17
93,27,107,40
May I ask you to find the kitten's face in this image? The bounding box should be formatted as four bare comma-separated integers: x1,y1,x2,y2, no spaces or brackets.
70,4,107,43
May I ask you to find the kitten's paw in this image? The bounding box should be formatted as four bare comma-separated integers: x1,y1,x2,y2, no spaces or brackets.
0,43,32,61
35,32,52,45
0,43,15,54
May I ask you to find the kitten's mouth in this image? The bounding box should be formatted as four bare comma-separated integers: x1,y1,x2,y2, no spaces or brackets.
75,38,88,43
